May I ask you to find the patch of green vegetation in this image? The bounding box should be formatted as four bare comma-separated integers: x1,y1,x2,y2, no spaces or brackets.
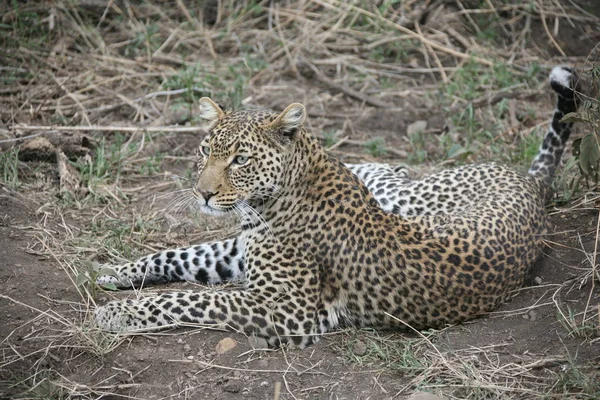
346,330,429,375
90,215,157,260
557,305,599,339
407,131,428,164
2,370,66,400
0,148,21,190
554,65,600,200
364,137,387,158
75,135,132,186
163,54,266,109
322,130,339,148
125,23,161,59
2,1,51,49
69,133,162,204
445,60,542,104
504,129,541,168
554,347,600,397
473,13,500,44
446,61,518,101
369,40,412,64
76,261,119,299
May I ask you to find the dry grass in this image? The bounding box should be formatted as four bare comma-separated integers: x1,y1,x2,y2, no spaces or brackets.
1,0,600,399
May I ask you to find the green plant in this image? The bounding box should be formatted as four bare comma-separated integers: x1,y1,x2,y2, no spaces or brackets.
445,60,537,102
507,130,541,168
0,148,21,190
562,65,600,187
76,261,118,299
364,137,387,158
125,23,160,59
322,130,339,148
5,1,50,49
554,346,600,397
408,131,428,164
3,370,66,400
346,330,429,376
556,305,598,339
90,215,157,260
72,134,139,200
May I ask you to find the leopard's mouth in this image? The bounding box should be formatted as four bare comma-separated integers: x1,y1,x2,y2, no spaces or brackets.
196,204,228,216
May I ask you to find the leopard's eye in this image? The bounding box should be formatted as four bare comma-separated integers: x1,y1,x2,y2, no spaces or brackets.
233,155,249,165
200,145,210,157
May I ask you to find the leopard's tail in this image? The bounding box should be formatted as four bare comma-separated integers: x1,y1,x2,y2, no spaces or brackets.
528,66,580,184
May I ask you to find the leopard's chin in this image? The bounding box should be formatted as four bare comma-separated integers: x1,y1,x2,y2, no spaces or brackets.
197,204,233,217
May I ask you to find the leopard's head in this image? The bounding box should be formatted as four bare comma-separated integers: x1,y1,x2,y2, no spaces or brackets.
193,97,306,215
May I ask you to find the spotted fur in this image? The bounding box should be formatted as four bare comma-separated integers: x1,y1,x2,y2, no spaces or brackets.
95,67,578,347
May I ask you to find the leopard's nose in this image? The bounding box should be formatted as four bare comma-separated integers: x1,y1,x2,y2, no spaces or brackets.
199,190,216,202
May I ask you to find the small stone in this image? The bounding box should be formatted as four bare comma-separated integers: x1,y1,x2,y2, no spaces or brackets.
183,344,191,353
528,310,538,321
352,340,367,356
196,349,204,357
248,336,269,349
216,338,237,354
186,355,194,360
407,120,428,135
259,381,269,387
223,381,242,393
534,276,542,285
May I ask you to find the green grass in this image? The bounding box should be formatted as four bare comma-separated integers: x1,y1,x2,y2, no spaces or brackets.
407,131,428,164
163,55,266,110
364,137,387,158
322,130,339,148
2,1,51,49
0,148,21,190
90,215,158,260
125,23,161,59
345,330,430,376
444,61,536,102
2,370,66,400
555,346,600,397
557,306,599,339
71,133,165,203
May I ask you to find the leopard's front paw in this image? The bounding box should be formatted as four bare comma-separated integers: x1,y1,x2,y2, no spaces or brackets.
94,263,134,289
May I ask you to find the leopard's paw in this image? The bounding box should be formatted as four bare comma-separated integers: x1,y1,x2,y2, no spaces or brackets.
94,263,134,289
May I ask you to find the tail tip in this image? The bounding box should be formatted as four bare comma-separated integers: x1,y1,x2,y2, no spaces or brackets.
549,66,577,93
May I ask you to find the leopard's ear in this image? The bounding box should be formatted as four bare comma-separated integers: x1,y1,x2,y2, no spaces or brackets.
199,97,225,127
268,103,306,137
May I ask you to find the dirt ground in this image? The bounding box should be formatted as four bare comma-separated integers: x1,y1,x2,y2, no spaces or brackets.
2,1,600,399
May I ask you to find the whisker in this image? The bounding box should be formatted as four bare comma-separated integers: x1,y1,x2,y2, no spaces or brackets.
156,188,192,200
240,200,274,237
165,192,196,217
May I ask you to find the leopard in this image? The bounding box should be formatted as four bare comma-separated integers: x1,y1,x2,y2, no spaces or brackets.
95,66,579,348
